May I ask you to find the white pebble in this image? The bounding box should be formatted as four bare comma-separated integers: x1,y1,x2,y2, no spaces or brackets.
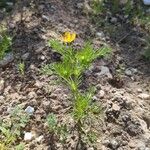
125,69,132,76
40,55,45,60
137,89,142,93
99,90,105,98
24,132,33,141
25,106,34,115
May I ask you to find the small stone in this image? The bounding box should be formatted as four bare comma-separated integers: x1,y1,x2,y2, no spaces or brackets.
40,55,45,60
110,17,117,23
120,0,128,5
130,68,138,74
92,96,98,101
98,90,105,98
29,64,36,70
96,32,105,38
129,141,136,148
0,79,4,93
73,19,78,24
0,52,14,67
35,80,43,88
42,15,50,21
24,132,33,141
28,91,37,99
121,114,131,122
96,84,101,90
6,2,14,6
139,119,148,132
137,89,142,93
110,139,119,149
125,69,132,76
9,23,15,29
138,93,150,100
84,70,92,76
87,147,94,150
25,106,34,115
126,122,143,136
137,141,146,150
112,103,120,111
0,95,4,101
77,3,83,9
22,53,30,60
96,66,112,79
102,139,110,146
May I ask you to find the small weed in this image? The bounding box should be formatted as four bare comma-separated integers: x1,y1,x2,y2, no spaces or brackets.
46,113,68,144
124,0,133,15
133,15,150,32
143,36,150,60
91,0,104,15
0,25,12,60
116,64,125,76
112,0,120,13
15,143,25,150
0,106,30,149
18,62,25,76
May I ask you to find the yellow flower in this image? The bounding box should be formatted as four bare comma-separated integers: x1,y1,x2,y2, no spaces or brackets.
61,32,76,43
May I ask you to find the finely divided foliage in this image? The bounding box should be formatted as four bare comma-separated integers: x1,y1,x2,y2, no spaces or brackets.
0,106,29,150
0,25,12,60
43,33,111,148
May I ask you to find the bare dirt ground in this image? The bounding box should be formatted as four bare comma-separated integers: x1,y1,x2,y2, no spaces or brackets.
0,0,150,149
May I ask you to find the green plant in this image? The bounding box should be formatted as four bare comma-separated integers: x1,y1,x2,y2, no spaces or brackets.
112,0,120,13
43,34,110,148
124,0,133,15
0,25,12,60
91,0,104,15
133,15,150,32
45,40,110,92
116,64,125,77
15,143,25,150
73,92,92,122
18,62,25,75
46,113,68,144
73,89,103,148
143,36,150,60
0,106,30,149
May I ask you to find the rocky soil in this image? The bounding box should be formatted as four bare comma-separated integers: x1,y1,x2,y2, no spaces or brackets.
0,0,150,150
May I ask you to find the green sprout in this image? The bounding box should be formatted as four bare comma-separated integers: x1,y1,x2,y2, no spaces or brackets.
46,113,68,144
18,62,25,76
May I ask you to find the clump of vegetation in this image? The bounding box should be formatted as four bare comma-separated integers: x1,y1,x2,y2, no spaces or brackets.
46,113,68,145
43,32,111,148
143,36,150,60
91,0,104,15
18,62,25,76
0,106,29,150
0,25,12,60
